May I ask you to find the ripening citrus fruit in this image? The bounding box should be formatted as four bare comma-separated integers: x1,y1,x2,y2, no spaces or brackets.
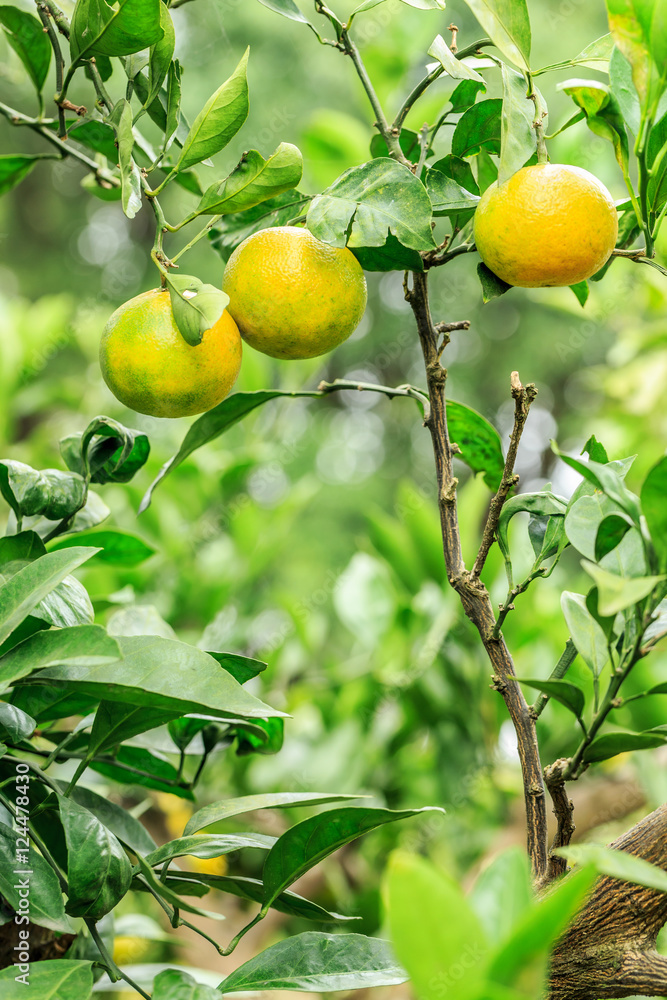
100,289,242,418
473,163,618,288
222,226,367,359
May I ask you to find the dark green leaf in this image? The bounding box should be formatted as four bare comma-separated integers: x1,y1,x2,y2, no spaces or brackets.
0,820,70,931
185,792,362,836
177,48,249,170
165,274,230,347
0,701,36,741
432,154,479,194
558,78,628,171
449,79,487,113
62,415,150,484
641,454,667,570
195,143,303,216
0,154,46,197
59,794,132,919
351,234,424,272
88,744,194,799
570,280,589,306
447,399,505,490
70,0,163,63
582,435,610,464
452,98,502,157
0,7,51,93
426,167,480,216
88,701,183,757
460,0,531,70
49,529,155,567
370,129,422,164
497,492,567,556
0,548,98,649
0,531,46,566
0,961,93,999
307,158,436,252
142,2,175,110
583,730,667,762
59,780,157,854
0,461,86,521
261,806,440,911
152,970,219,1000
218,932,407,993
209,191,311,262
236,716,284,755
477,261,512,301
595,513,633,561
515,678,585,718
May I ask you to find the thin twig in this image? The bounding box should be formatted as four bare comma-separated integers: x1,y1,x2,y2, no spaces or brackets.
543,758,575,882
472,371,537,579
36,3,65,131
531,638,578,718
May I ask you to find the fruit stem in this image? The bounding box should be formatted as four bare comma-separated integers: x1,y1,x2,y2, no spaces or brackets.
171,215,223,263
526,72,548,164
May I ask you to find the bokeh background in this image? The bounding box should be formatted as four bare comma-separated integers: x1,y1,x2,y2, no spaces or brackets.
1,0,667,990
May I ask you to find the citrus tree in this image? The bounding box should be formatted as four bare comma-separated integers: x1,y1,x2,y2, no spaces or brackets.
1,0,667,999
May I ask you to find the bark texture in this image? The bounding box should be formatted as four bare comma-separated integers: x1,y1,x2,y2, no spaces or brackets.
549,804,667,1000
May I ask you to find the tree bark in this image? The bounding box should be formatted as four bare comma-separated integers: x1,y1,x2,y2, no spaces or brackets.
549,804,667,1000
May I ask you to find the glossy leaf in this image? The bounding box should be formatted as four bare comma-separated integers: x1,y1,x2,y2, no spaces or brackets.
62,415,150,484
195,143,303,216
0,7,51,93
152,970,219,1000
257,0,316,26
583,730,667,762
0,461,86,521
477,261,511,301
209,190,311,262
426,168,480,215
133,853,223,918
261,806,440,911
185,791,360,836
595,513,633,561
351,234,424,272
569,280,589,306
536,33,614,76
307,158,436,252
219,932,407,993
581,560,664,616
499,64,536,183
0,624,119,693
558,78,628,170
554,445,641,523
165,274,230,347
428,34,484,81
468,847,533,946
61,780,157,854
605,0,663,102
0,548,97,649
370,129,422,164
460,0,531,70
385,850,487,1000
610,45,641,134
70,0,162,62
561,591,609,676
497,492,567,557
516,678,585,718
89,744,194,800
447,400,505,490
0,961,93,999
554,843,667,892
59,794,132,919
176,48,249,170
0,701,36,742
32,634,283,720
0,820,70,931
142,2,175,111
452,99,502,157
641,454,667,569
146,833,276,868
107,98,142,219
88,701,183,757
49,529,155,567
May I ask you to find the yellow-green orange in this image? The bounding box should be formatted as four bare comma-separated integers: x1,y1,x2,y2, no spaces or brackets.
473,163,618,288
222,226,367,360
100,289,242,418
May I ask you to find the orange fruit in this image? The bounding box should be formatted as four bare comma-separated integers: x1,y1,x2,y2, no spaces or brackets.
222,226,367,359
473,164,618,287
100,289,242,418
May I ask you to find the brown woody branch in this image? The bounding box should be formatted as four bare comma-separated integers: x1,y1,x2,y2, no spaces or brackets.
543,758,576,883
472,371,537,579
549,804,667,1000
405,270,548,879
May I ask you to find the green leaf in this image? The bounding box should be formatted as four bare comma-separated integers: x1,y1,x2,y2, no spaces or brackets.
561,591,609,676
370,129,423,164
641,454,667,569
554,445,642,523
477,261,512,300
219,932,407,993
257,0,315,26
209,190,311,262
0,624,119,694
0,548,98,649
605,0,665,103
595,514,633,561
0,461,86,521
497,492,567,557
428,34,484,81
610,45,641,134
583,730,667,762
49,529,155,567
70,0,163,63
565,493,645,578
433,154,480,194
87,701,183,757
0,961,93,999
515,678,585,718
570,280,589,306
142,2,175,111
146,833,276,869
499,64,536,184
581,560,664,615
535,33,615,76
554,843,667,892
447,400,505,491
176,48,249,171
558,78,629,171
261,806,439,911
59,794,132,919
152,970,220,1000
0,154,46,197
106,98,142,219
460,0,531,71
307,158,436,252
452,99,502,158
0,7,51,93
60,780,157,854
351,233,424,272
385,850,487,1000
468,847,533,946
185,791,361,836
31,634,283,721
62,415,150,484
89,744,194,799
0,820,70,931
426,167,480,215
133,853,223,918
0,701,36,741
194,143,303,217
165,274,230,347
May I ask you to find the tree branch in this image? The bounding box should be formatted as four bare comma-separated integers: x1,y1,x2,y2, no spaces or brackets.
543,758,576,882
549,804,667,1000
405,270,548,878
473,371,537,579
